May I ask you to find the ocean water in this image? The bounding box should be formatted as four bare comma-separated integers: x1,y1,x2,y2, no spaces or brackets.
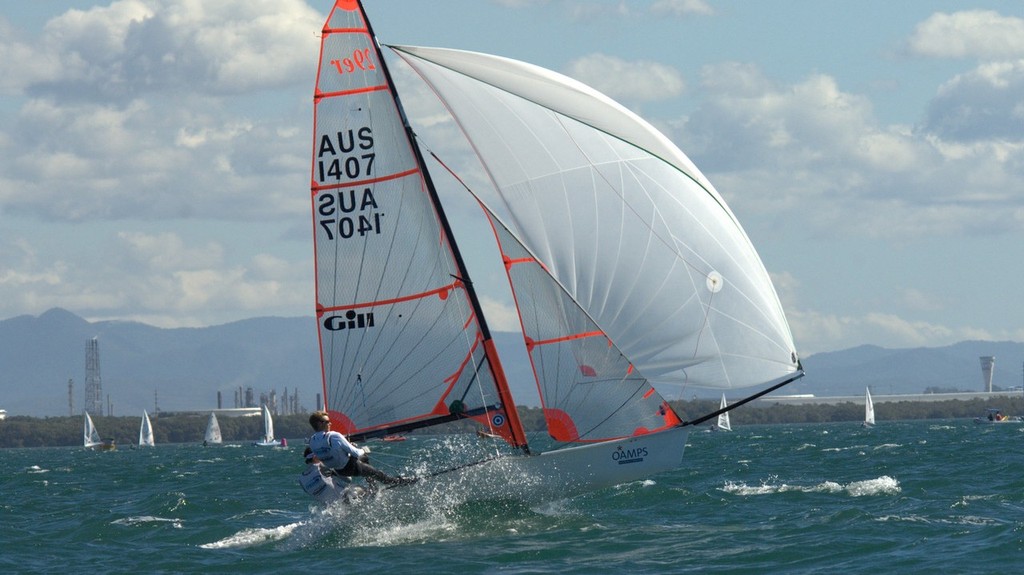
2,420,1022,574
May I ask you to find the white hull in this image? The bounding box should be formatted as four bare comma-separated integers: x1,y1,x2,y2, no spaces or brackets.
974,417,1023,424
435,427,689,503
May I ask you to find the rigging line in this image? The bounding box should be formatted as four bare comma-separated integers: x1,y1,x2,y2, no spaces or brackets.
409,454,509,482
680,370,805,428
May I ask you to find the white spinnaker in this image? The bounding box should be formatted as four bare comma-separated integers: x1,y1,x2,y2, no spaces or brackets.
392,45,799,390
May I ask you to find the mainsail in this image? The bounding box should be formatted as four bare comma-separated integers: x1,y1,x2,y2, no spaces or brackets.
139,410,155,447
205,412,223,444
260,404,274,443
83,412,102,449
312,0,527,449
864,388,875,427
717,395,732,431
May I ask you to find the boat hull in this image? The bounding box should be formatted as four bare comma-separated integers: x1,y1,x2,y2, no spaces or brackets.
436,426,689,503
973,417,1023,424
85,441,116,451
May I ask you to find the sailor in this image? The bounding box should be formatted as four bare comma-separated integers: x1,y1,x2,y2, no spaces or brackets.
298,447,349,505
306,411,417,491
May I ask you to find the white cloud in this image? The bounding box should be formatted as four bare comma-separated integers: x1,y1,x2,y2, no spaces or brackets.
0,0,319,224
31,0,322,98
790,309,956,355
567,54,684,103
675,60,1024,241
479,295,521,332
924,60,1024,142
908,11,1024,59
651,0,714,17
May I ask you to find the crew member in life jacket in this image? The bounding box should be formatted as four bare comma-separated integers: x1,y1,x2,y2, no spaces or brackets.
307,411,417,491
298,447,350,505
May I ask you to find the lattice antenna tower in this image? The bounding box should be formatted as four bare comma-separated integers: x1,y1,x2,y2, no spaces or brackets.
85,337,103,415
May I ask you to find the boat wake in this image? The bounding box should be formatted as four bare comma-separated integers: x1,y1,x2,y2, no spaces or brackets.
722,475,900,497
200,521,303,549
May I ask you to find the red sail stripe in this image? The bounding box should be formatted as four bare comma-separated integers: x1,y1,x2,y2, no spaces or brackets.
311,166,421,194
317,282,460,314
525,330,605,350
314,83,389,102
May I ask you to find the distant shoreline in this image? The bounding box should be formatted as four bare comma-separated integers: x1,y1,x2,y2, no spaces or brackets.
2,396,1021,448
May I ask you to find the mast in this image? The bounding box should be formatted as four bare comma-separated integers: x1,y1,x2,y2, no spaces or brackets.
358,2,528,452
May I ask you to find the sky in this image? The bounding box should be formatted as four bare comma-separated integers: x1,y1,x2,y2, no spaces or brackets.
2,0,1024,360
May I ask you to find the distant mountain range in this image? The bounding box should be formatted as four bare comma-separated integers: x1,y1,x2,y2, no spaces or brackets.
1,308,1020,417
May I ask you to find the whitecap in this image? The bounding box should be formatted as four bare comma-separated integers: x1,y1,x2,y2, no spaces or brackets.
200,522,303,549
872,443,901,450
112,515,184,529
845,476,901,496
721,475,900,497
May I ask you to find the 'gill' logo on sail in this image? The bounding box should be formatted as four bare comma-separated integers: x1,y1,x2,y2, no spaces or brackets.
612,445,648,465
324,310,375,331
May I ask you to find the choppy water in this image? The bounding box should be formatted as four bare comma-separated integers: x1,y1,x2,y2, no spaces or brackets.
2,420,1022,574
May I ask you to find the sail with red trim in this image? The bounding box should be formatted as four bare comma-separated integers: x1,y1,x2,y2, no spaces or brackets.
391,45,802,399
311,1,527,449
485,207,681,443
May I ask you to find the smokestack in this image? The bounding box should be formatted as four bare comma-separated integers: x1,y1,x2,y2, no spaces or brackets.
980,356,995,393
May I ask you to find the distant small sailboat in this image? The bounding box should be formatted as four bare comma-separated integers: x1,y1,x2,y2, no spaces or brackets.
204,412,222,445
862,388,875,428
715,395,732,432
139,410,155,447
253,405,283,447
83,411,115,451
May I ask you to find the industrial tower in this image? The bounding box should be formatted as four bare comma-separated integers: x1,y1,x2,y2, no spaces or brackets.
85,337,103,415
980,356,995,393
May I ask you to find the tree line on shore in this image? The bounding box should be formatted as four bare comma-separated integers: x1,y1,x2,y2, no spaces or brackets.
1,397,1019,448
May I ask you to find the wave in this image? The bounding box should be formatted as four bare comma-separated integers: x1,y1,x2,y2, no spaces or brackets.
112,515,184,528
721,475,901,497
199,521,303,549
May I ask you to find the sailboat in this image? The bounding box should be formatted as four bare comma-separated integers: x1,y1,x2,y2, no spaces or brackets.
863,388,875,428
204,412,223,445
311,0,802,502
714,395,733,432
253,404,282,447
83,411,115,451
139,409,155,447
